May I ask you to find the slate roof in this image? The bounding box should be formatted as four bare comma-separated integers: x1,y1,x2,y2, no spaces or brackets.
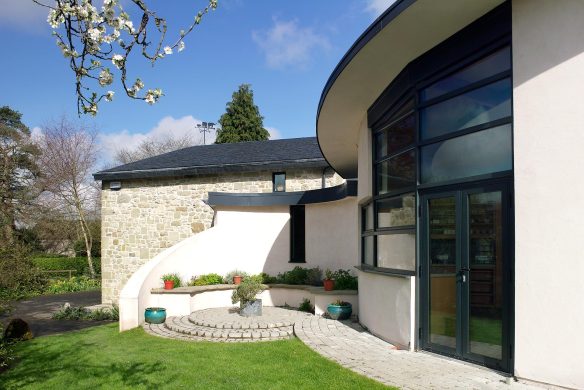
93,137,330,181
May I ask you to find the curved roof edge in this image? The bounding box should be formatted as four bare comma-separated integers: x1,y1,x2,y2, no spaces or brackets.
316,0,505,178
207,180,357,207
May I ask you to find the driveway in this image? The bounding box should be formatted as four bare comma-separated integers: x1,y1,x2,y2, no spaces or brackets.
0,290,113,337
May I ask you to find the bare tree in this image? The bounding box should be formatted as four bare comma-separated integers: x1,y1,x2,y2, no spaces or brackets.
37,117,100,278
114,132,200,165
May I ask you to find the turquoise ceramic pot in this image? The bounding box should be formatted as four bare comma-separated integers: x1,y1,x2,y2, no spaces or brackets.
327,303,352,320
145,307,167,324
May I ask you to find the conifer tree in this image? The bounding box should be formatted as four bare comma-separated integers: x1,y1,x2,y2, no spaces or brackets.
216,84,270,143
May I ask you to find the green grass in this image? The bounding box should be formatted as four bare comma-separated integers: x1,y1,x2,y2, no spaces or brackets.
431,311,502,345
0,324,391,389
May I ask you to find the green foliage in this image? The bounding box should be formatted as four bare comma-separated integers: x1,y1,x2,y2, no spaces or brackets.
331,269,358,290
259,272,277,284
73,239,101,258
161,273,182,288
274,266,323,286
189,273,224,286
0,106,40,243
0,322,15,369
224,269,249,284
215,84,270,143
330,300,351,306
45,276,101,294
52,304,118,321
298,298,314,314
231,275,265,305
32,257,101,277
324,268,333,280
0,243,47,301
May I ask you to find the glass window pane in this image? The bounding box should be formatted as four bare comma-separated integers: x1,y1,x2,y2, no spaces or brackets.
377,193,415,228
375,149,416,195
363,236,374,266
420,78,511,140
422,46,511,101
420,124,512,184
364,203,374,231
377,232,416,271
273,173,285,192
376,114,415,160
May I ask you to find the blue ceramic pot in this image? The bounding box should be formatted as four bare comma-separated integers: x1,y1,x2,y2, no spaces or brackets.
145,307,167,324
327,303,352,320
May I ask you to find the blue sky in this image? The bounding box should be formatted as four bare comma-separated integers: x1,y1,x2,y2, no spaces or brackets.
0,0,393,163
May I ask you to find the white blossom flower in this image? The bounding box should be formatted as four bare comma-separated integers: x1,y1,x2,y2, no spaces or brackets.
47,9,64,28
98,69,113,86
144,88,163,105
105,91,115,102
164,46,173,55
178,41,185,52
145,93,155,105
112,54,124,69
88,28,102,42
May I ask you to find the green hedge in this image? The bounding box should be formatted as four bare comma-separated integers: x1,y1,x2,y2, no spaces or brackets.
32,257,101,277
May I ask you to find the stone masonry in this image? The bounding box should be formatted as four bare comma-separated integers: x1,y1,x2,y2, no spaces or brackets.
101,168,343,304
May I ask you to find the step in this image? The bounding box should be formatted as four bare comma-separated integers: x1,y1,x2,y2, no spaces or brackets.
188,306,311,330
164,316,294,341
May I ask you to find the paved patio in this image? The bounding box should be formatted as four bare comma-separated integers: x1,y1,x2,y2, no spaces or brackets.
294,316,555,390
143,307,558,389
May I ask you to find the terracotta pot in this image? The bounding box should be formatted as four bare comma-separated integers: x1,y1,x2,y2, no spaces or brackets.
164,280,175,290
323,279,335,291
233,275,242,285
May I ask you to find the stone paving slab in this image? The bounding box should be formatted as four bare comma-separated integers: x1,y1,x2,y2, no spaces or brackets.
294,316,557,390
188,306,311,329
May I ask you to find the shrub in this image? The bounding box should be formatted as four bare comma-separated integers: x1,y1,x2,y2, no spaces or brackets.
324,268,333,280
45,276,101,294
224,269,249,284
231,275,265,305
52,304,118,321
332,269,358,290
305,267,323,286
298,298,314,314
0,323,15,370
0,244,47,301
259,272,277,284
275,267,322,286
189,273,224,286
32,257,101,277
161,273,182,288
73,239,101,258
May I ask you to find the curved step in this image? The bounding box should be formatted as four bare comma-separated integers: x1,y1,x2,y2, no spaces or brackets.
165,316,294,341
188,307,310,330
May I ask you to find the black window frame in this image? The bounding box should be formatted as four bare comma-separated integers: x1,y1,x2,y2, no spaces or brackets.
289,205,305,263
273,172,286,192
362,7,513,275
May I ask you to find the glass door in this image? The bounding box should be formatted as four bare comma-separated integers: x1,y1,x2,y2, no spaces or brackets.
420,181,512,372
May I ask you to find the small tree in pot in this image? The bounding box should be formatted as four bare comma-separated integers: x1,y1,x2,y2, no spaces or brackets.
231,275,266,317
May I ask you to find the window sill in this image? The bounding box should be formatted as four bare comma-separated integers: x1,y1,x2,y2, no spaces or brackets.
355,265,415,278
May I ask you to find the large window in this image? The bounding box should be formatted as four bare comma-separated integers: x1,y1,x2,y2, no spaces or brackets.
361,44,512,273
290,205,305,263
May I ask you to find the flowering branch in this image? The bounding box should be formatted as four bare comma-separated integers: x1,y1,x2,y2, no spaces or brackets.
33,0,218,116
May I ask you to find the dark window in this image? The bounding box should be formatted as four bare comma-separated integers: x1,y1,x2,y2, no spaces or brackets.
273,172,286,192
363,42,512,272
290,205,305,263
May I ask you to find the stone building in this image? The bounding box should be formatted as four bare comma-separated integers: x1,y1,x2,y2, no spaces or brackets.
94,137,343,304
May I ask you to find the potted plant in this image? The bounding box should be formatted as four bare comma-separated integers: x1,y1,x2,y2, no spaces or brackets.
233,275,243,285
161,273,181,290
225,269,248,285
327,300,352,320
323,269,335,291
145,307,166,324
231,275,266,317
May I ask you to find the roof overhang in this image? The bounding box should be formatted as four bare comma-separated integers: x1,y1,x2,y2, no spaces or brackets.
316,0,505,178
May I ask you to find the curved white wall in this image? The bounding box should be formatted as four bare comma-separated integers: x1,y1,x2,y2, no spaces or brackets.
119,201,358,331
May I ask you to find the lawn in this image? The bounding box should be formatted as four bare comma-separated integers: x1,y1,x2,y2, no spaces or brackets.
0,324,391,389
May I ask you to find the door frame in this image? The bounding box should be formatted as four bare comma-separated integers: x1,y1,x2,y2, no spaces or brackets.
418,178,514,373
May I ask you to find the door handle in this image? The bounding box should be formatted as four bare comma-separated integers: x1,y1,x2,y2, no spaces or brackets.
459,268,470,283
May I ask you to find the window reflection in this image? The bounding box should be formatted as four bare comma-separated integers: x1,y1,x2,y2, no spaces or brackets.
376,149,416,195
377,194,415,228
377,233,415,271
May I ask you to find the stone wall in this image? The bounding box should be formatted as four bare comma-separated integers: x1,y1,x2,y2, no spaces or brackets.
101,168,343,304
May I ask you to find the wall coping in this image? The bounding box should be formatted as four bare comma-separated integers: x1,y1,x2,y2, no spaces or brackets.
151,283,358,296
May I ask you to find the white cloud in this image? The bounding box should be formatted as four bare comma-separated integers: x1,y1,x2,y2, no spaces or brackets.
365,0,397,19
30,126,44,142
0,0,51,33
98,115,214,164
266,126,281,140
252,18,330,69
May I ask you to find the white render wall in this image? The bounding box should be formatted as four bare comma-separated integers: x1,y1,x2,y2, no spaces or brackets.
512,1,584,388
